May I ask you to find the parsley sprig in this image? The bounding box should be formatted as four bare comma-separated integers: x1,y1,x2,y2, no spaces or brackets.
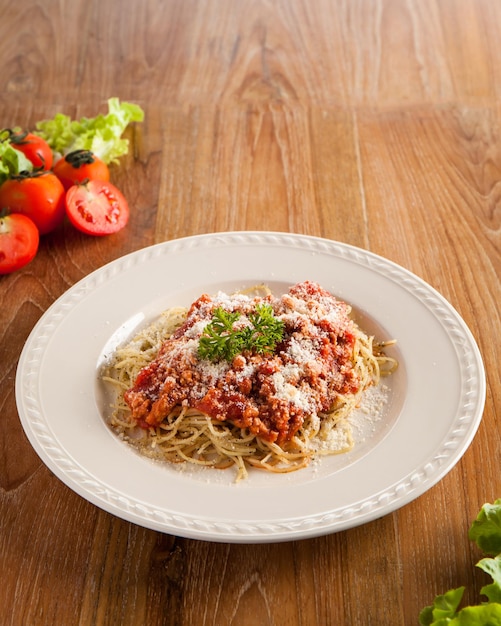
198,303,284,362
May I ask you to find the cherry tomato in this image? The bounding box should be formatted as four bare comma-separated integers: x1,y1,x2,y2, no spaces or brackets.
53,150,110,190
65,180,129,236
0,171,66,235
0,211,39,274
3,129,53,170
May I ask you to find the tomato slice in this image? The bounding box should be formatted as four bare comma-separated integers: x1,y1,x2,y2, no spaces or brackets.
65,180,129,236
0,212,39,274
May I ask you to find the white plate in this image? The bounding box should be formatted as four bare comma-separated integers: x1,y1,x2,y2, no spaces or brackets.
16,232,485,543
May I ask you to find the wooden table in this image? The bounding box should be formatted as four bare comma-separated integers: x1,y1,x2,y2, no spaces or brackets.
1,0,500,623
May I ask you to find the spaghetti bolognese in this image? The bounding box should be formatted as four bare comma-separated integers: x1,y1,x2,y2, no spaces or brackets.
102,281,397,480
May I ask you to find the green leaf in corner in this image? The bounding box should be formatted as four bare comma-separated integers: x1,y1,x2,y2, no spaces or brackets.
418,605,435,626
468,499,501,555
418,587,465,625
448,603,501,625
477,555,501,603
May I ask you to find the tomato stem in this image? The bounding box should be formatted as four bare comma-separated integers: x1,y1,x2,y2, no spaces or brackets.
65,150,97,168
10,168,47,180
1,128,30,145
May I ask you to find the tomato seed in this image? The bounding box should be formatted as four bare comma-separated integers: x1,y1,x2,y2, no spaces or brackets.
77,201,96,223
106,202,120,223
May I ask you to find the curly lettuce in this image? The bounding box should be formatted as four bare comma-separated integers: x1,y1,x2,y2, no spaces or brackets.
0,131,33,185
35,98,144,165
419,499,501,625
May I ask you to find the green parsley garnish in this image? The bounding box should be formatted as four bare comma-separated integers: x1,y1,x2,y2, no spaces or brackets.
198,303,284,362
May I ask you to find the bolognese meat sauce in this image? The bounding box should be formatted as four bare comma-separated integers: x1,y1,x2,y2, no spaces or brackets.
124,281,361,444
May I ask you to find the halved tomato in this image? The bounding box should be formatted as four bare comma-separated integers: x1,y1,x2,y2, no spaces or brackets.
0,211,39,274
65,180,129,236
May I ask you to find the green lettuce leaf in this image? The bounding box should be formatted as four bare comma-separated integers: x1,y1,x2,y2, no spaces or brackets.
35,98,144,165
420,500,501,625
420,592,501,625
447,603,501,625
0,131,33,186
477,555,501,603
469,499,501,555
419,587,465,625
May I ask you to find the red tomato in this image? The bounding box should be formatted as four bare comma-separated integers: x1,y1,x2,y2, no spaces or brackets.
4,129,53,170
0,171,66,235
53,150,110,190
0,211,39,274
65,180,129,236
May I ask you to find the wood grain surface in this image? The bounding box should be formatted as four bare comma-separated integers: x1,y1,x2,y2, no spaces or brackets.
1,1,500,624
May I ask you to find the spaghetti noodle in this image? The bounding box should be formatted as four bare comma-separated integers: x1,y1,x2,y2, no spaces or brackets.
102,281,397,481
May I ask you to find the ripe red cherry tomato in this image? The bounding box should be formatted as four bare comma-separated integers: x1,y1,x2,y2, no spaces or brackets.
65,180,129,236
0,211,39,274
4,129,53,170
0,171,66,235
53,150,110,190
